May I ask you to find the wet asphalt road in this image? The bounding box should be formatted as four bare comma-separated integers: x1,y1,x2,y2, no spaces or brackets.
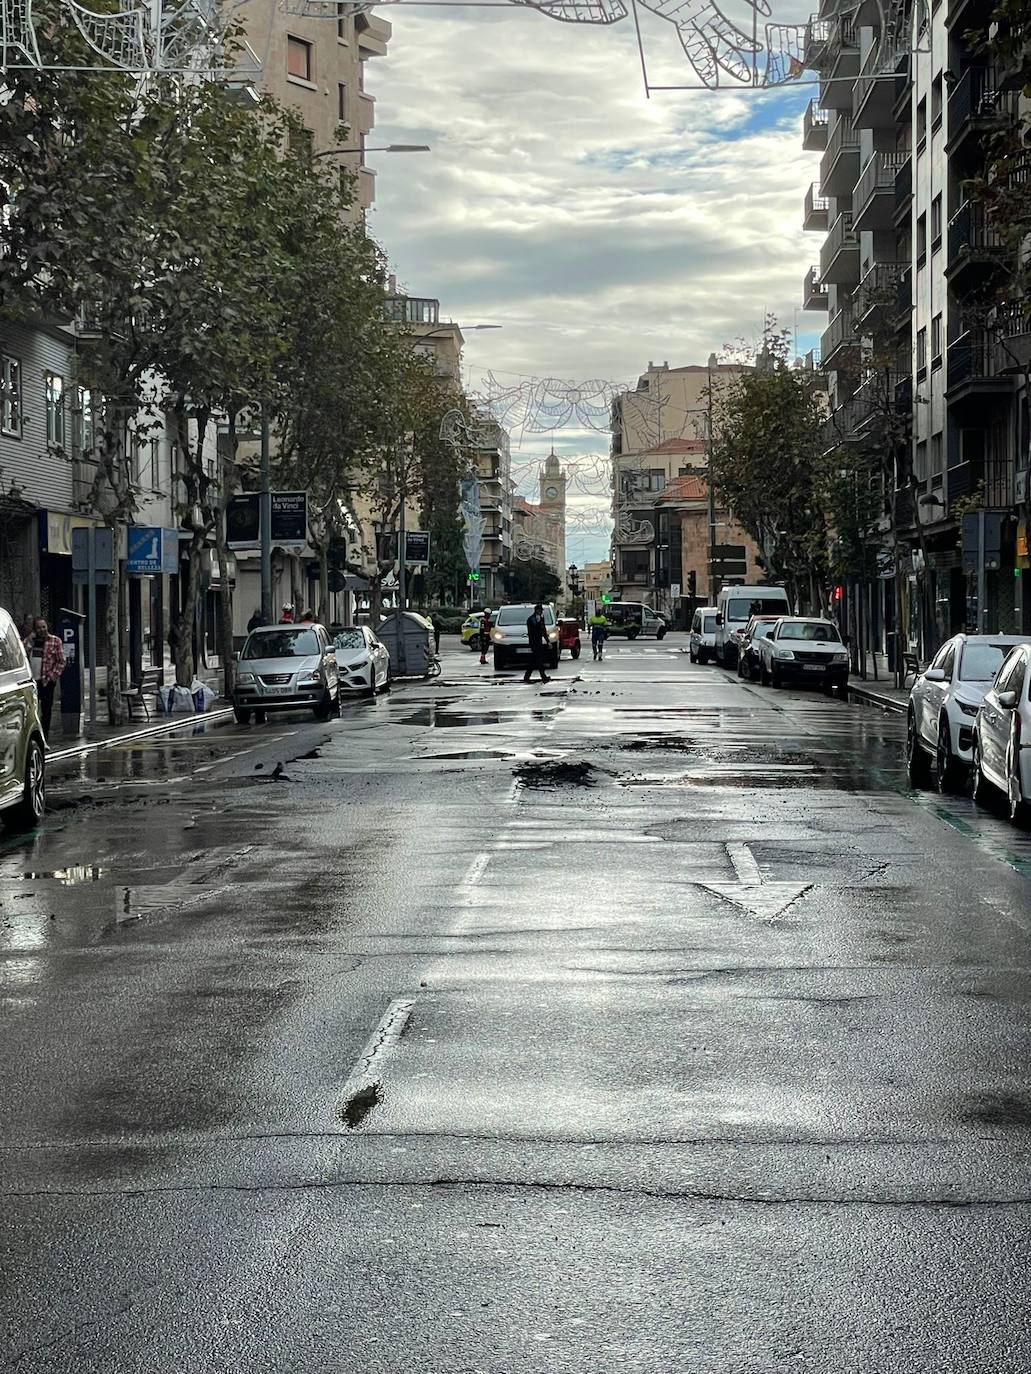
3,638,1031,1372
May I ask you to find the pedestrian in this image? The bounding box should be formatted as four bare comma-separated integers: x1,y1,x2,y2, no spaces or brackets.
246,608,265,633
523,603,552,684
431,611,442,655
478,609,493,666
588,608,609,661
23,616,64,738
300,609,315,623
280,604,294,624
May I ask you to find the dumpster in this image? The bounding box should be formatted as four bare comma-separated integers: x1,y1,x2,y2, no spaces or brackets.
377,611,433,676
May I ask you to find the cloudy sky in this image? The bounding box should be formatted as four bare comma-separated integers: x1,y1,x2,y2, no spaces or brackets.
368,1,821,564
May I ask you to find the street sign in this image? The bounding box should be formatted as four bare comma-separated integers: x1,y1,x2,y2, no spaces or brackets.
670,582,681,598
126,526,180,575
405,530,430,565
71,526,113,585
227,492,308,548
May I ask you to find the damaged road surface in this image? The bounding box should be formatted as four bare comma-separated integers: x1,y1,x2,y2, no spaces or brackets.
3,642,1031,1371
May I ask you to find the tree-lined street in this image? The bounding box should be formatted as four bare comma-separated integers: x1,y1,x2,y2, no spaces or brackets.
4,644,1031,1370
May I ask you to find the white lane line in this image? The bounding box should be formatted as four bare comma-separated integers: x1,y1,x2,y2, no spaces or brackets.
459,851,492,890
503,778,523,805
727,841,763,885
341,997,415,1090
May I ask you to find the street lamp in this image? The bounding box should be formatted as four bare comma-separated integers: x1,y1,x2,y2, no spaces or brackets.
312,144,431,160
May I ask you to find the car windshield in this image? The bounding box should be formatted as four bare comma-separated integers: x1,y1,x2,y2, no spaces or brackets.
727,597,786,622
702,615,716,633
242,629,320,659
960,643,1016,682
496,606,555,626
334,629,365,651
751,623,776,641
778,621,841,642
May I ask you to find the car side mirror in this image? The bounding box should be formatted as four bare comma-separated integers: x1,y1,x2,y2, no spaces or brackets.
998,689,1019,710
924,667,946,683
715,613,723,626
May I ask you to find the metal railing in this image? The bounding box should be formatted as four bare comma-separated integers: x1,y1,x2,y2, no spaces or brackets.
820,308,855,362
947,328,996,389
855,151,907,219
823,115,859,171
859,260,907,316
803,99,829,145
894,153,912,212
804,182,829,225
820,211,858,277
948,66,1009,134
948,201,1008,266
803,265,828,307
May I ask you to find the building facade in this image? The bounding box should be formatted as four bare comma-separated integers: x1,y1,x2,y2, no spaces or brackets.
512,453,566,590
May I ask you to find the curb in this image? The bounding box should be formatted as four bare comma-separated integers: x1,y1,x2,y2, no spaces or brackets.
47,707,235,762
848,682,907,716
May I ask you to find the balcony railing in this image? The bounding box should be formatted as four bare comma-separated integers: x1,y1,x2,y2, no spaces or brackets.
854,151,908,226
820,210,859,281
947,201,1008,270
820,308,855,363
894,153,912,213
822,114,859,175
947,327,996,389
803,265,828,310
992,301,1031,374
858,260,907,318
804,181,829,229
803,99,830,149
895,265,913,321
804,15,832,69
947,66,1013,144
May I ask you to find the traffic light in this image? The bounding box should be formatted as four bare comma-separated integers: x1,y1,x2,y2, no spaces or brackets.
833,585,844,603
687,570,697,598
601,593,612,604
468,571,480,583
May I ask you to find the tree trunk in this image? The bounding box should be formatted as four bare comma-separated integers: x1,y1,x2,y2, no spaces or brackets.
105,535,126,724
318,543,329,623
215,412,238,699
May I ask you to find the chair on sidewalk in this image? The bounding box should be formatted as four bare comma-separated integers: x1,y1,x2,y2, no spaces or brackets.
121,668,164,721
901,652,922,688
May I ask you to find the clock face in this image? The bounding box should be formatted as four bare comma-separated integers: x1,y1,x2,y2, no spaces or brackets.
545,485,559,501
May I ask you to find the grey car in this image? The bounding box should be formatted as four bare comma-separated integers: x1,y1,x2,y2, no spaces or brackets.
233,624,339,724
0,606,47,830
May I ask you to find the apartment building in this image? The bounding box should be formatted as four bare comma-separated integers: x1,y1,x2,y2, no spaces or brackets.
582,560,611,601
470,408,513,604
243,4,392,215
802,0,1030,663
609,361,743,616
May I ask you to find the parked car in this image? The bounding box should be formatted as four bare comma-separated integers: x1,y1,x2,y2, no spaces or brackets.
333,625,391,697
971,642,1031,823
689,606,718,664
491,604,559,670
461,611,493,648
601,602,667,640
714,584,791,667
907,633,1028,790
233,624,339,723
0,607,46,831
736,615,781,681
757,617,849,691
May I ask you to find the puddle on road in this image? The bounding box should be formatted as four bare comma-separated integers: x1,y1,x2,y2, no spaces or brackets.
958,1091,1031,1128
17,864,107,883
399,705,557,728
619,763,820,789
340,1081,382,1129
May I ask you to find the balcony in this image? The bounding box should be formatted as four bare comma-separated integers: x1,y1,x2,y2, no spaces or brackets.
853,46,896,128
820,308,856,368
819,17,860,110
946,327,1016,411
803,182,829,230
802,100,829,150
894,265,913,334
803,16,831,71
858,260,906,324
820,211,860,284
802,265,829,311
851,369,909,436
946,202,1010,290
820,116,860,196
946,67,1017,163
892,153,912,225
894,374,913,418
991,302,1031,375
853,151,908,232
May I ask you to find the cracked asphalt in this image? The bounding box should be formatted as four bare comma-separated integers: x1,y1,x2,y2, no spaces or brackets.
3,638,1031,1372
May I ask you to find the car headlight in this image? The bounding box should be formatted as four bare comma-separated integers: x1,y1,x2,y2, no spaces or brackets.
298,669,323,684
832,652,848,664
548,629,558,642
957,700,979,717
774,647,795,660
491,630,506,642
350,656,369,669
237,672,255,684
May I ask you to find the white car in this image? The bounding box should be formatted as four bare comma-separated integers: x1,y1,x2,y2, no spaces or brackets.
491,604,559,671
907,634,1028,791
689,606,718,664
333,625,391,697
757,617,849,692
971,642,1031,823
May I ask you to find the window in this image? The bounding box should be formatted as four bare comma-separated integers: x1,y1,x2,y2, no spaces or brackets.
915,438,927,479
932,72,943,129
45,372,64,447
286,35,312,81
931,193,942,251
337,82,347,121
916,211,927,266
916,96,927,151
73,385,93,454
1,355,21,436
1000,652,1028,701
931,431,943,475
916,327,927,378
336,0,348,39
931,314,942,369
0,621,25,672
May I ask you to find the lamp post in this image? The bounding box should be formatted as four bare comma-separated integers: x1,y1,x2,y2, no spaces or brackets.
311,144,431,160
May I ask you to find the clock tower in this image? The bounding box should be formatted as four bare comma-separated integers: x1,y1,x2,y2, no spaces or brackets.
539,450,567,580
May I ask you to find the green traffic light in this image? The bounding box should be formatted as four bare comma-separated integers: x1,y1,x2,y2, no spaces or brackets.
601,593,612,604
468,571,480,582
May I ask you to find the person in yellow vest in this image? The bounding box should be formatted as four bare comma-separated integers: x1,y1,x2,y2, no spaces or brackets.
588,609,609,661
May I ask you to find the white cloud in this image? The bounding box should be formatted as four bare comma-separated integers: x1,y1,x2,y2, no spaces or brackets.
367,4,821,560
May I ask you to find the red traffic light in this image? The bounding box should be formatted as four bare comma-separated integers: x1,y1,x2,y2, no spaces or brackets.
832,585,844,602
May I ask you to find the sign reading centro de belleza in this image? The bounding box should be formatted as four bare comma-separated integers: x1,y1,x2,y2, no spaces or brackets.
227,492,308,549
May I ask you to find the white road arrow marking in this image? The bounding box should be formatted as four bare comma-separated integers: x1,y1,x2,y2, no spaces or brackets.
699,841,812,921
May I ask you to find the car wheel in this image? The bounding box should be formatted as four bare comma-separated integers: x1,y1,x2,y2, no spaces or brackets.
550,649,560,669
657,626,667,640
906,710,932,787
493,651,507,671
571,642,581,660
1008,732,1030,825
626,626,639,641
770,666,780,689
382,668,391,693
314,690,335,719
689,648,697,663
936,718,964,792
254,709,267,724
971,733,991,804
760,660,769,686
4,737,45,831
366,670,378,699
233,705,252,725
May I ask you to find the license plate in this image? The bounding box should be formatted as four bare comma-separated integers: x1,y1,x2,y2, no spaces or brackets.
263,686,292,695
803,664,825,672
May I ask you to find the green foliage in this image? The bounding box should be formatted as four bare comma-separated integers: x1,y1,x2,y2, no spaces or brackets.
502,558,562,604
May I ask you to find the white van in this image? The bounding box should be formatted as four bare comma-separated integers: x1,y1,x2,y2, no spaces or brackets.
689,606,718,664
714,584,790,667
